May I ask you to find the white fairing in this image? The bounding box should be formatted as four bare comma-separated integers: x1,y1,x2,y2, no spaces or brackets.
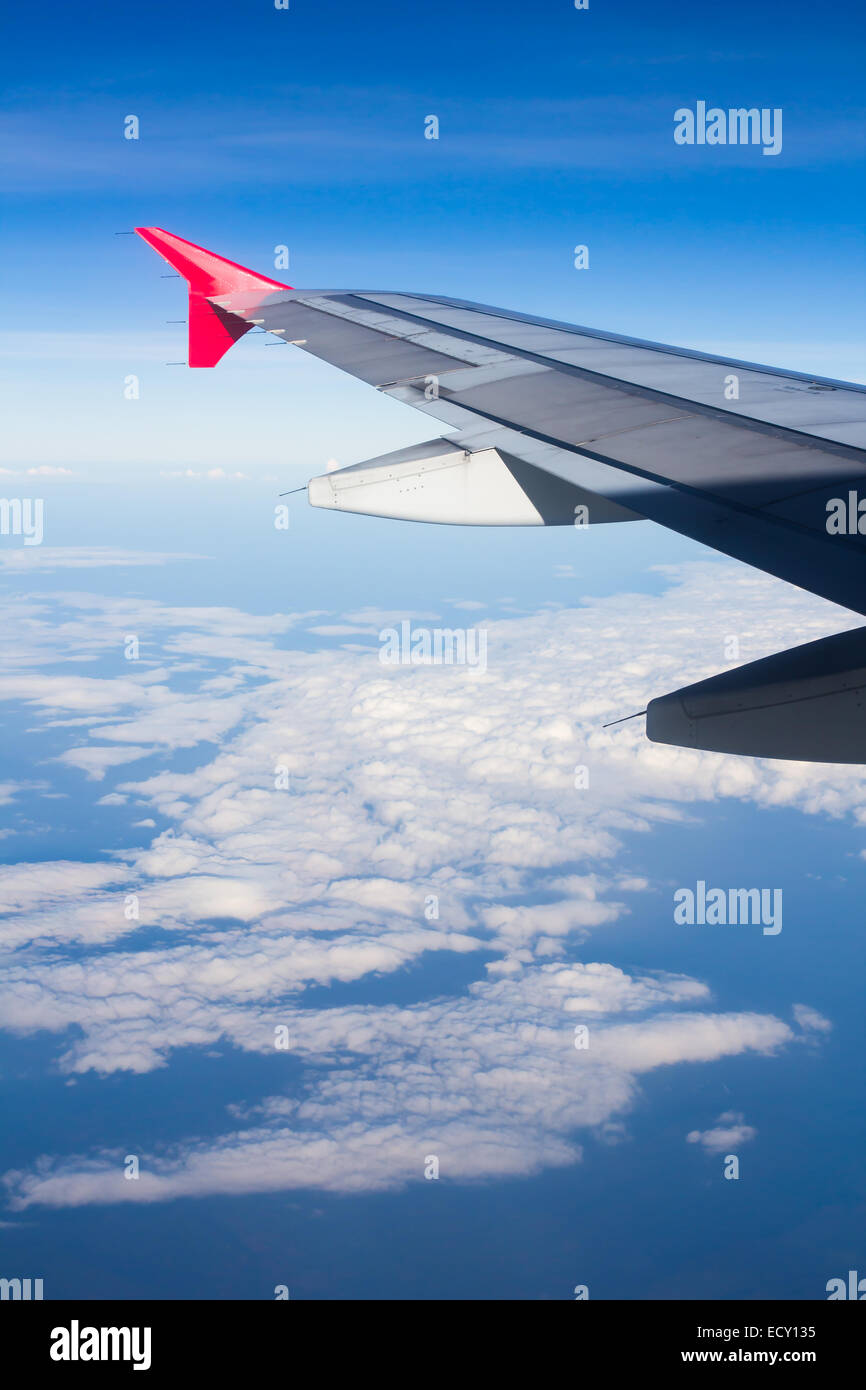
308,439,548,524
307,437,641,526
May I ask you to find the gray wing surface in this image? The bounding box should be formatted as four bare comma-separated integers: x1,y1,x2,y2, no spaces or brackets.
132,224,866,760
252,287,866,618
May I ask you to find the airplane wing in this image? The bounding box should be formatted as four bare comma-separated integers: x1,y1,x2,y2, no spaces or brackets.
135,227,866,762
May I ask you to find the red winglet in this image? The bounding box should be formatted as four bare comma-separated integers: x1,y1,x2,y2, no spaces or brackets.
135,227,293,368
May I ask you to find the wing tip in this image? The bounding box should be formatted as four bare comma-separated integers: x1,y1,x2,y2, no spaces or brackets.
134,227,293,368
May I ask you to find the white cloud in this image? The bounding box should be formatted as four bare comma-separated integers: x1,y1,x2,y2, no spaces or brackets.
686,1111,757,1153
0,561,848,1206
58,747,154,780
4,968,787,1207
0,548,205,572
793,1004,833,1034
160,470,248,481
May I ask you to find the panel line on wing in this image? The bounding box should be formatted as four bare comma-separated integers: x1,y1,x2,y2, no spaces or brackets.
344,293,866,461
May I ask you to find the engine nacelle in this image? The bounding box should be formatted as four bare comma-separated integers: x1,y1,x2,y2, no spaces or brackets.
647,625,866,762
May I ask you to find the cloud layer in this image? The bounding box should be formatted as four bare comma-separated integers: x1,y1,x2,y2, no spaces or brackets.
0,560,851,1204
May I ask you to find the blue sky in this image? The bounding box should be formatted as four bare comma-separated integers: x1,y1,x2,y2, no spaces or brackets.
3,0,864,473
1,0,864,1300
